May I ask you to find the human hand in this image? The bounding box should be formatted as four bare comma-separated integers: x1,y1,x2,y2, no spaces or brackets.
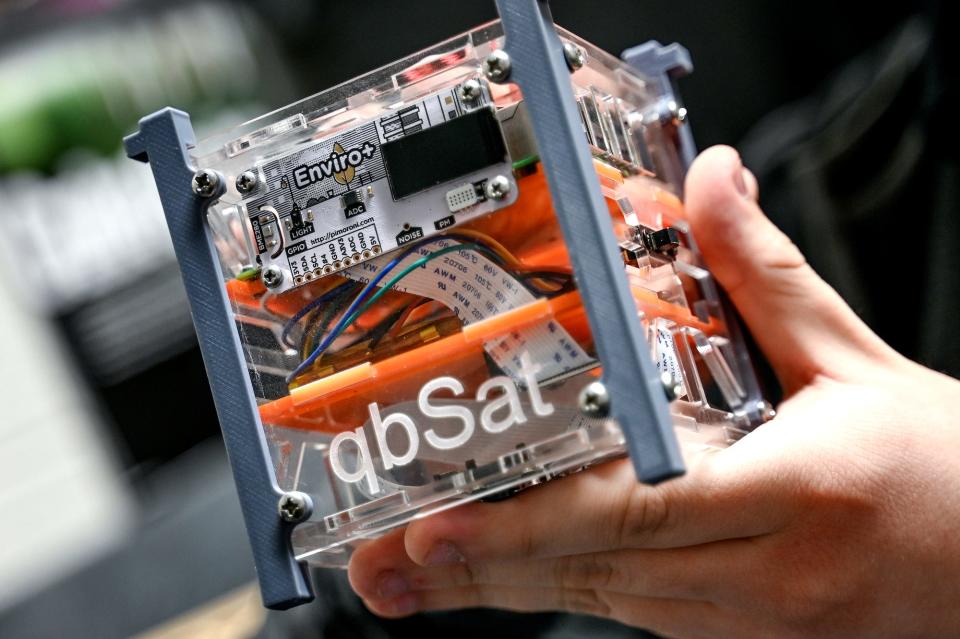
347,145,960,638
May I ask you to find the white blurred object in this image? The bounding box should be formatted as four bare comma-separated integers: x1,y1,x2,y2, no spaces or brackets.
0,158,175,313
0,157,197,383
0,268,133,610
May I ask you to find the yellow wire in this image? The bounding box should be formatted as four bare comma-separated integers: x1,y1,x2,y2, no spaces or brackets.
296,230,555,360
445,228,576,293
444,228,522,268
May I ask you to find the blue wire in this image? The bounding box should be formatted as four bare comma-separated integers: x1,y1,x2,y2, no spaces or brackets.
279,280,356,348
286,234,503,383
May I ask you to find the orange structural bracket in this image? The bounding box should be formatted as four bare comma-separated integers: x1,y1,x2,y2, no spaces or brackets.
258,285,723,433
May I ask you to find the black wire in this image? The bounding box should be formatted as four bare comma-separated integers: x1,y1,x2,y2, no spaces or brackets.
516,271,576,296
295,267,570,362
483,350,505,377
367,306,410,350
300,281,363,355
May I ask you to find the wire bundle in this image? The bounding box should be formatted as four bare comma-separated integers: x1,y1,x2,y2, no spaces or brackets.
283,232,572,384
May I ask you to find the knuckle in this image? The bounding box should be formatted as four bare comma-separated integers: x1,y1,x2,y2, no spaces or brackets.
552,555,578,589
618,486,671,547
553,554,617,591
560,587,612,618
459,560,483,586
780,583,848,631
467,584,494,608
758,545,868,633
516,521,539,558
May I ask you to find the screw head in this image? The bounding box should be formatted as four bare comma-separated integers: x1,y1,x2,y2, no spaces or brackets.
192,169,220,198
671,103,688,125
562,41,586,71
262,265,284,289
458,79,483,104
661,371,683,401
484,175,511,201
278,491,312,523
664,100,688,126
236,170,258,195
483,49,512,83
756,399,777,422
578,381,610,418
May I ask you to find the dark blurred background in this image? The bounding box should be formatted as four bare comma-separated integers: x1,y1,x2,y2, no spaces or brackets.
0,1,954,637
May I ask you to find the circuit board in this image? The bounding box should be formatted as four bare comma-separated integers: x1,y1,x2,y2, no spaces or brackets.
236,82,520,292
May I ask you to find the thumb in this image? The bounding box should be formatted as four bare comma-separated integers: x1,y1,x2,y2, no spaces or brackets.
684,145,895,392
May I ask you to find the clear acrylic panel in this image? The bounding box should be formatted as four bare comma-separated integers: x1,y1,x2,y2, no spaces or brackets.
193,20,765,567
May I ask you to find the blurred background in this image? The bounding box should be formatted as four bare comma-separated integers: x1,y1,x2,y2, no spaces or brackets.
0,0,954,637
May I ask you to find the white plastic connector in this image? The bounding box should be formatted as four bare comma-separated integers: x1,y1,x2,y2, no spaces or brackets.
445,183,481,212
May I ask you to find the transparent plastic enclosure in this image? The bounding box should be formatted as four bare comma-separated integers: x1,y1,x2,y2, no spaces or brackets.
192,21,765,567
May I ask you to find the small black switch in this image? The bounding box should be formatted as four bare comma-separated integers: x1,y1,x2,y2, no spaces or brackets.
643,227,681,257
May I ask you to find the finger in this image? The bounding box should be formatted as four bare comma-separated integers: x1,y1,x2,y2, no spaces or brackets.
355,541,761,607
684,145,897,392
402,455,792,566
363,586,748,638
740,165,759,202
348,527,421,600
361,581,686,620
598,592,765,639
363,584,617,619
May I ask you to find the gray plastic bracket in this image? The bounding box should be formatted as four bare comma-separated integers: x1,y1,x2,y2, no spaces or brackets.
495,0,684,483
622,42,767,425
621,40,698,173
124,109,314,610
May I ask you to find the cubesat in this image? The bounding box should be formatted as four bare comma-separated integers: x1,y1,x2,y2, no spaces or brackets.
126,1,770,610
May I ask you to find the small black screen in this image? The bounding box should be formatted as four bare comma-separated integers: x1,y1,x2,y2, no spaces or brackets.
381,107,507,200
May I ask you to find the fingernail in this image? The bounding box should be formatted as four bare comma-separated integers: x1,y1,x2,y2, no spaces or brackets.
733,165,749,197
390,592,419,616
424,540,465,566
376,571,409,598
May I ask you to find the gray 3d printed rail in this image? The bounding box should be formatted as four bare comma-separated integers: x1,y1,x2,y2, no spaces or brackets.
124,111,313,610
496,0,685,482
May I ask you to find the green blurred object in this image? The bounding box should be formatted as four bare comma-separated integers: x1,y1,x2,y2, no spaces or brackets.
0,104,57,173
236,267,262,282
0,3,286,175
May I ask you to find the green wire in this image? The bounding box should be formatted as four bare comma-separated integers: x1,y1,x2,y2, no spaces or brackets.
324,242,494,348
511,154,539,170
236,266,261,281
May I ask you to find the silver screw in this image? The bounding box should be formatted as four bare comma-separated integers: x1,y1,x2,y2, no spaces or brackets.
661,371,683,401
458,79,483,104
192,169,220,198
262,265,284,289
483,49,512,83
236,170,258,195
562,41,586,71
640,101,689,129
756,399,777,422
672,106,688,125
664,100,688,126
578,381,610,418
278,491,312,523
484,175,511,201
